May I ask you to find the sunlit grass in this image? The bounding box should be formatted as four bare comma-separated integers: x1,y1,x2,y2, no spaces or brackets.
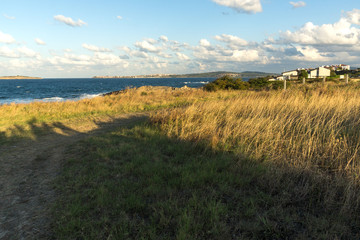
0,86,217,142
152,84,360,177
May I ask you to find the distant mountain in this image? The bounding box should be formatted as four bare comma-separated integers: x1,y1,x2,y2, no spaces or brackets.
93,71,278,79
169,71,277,78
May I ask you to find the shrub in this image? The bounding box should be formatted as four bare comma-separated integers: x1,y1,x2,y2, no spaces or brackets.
270,81,284,90
203,75,249,91
248,77,270,89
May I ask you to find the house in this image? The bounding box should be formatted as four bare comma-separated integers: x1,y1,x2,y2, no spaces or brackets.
308,67,331,78
324,64,351,71
338,64,351,71
282,70,298,80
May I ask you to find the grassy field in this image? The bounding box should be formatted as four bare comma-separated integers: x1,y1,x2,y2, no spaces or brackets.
0,86,214,143
53,124,360,239
153,84,360,177
3,83,360,238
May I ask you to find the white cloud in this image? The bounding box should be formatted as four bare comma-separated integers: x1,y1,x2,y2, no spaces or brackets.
159,35,169,42
212,0,262,14
82,43,112,52
93,53,122,65
199,39,211,47
0,46,39,58
214,34,248,49
291,46,331,62
132,51,149,58
17,46,38,58
0,31,15,44
117,16,123,20
48,52,123,67
0,46,18,58
194,39,261,63
289,1,306,8
54,15,87,27
4,14,15,20
346,9,360,25
135,40,161,53
121,46,149,58
176,52,190,60
35,38,46,45
265,9,360,66
278,17,360,45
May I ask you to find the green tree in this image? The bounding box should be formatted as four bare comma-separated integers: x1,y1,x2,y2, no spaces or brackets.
330,70,337,77
248,77,270,89
298,70,308,80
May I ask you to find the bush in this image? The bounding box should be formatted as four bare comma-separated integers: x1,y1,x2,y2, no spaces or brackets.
270,81,284,90
203,75,249,91
248,77,270,89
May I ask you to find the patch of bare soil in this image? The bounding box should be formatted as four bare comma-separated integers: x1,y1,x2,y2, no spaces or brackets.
0,113,148,239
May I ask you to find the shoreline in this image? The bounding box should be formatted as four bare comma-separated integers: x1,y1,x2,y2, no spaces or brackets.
0,86,194,105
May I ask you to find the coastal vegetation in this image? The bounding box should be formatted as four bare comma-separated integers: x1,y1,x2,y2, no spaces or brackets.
203,75,283,91
2,79,360,238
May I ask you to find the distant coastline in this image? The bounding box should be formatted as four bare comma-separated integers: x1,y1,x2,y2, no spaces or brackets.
0,75,42,80
93,71,277,79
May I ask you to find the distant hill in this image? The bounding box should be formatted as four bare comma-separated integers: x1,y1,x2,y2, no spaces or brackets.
93,71,278,79
169,71,277,78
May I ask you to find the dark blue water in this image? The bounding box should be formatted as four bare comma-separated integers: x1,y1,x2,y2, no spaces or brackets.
0,78,214,104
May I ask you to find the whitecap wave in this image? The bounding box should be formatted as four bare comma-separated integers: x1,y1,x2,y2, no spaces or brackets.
78,93,103,100
183,81,209,84
0,98,33,105
40,97,65,102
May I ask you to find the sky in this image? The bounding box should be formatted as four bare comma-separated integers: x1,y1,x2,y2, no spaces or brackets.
0,0,359,78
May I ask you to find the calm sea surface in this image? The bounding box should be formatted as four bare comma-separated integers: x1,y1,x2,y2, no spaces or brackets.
0,78,215,104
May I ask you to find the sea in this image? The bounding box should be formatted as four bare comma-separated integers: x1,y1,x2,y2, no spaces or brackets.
0,78,215,105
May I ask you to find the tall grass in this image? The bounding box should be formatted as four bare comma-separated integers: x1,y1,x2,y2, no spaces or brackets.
152,85,360,177
0,87,213,140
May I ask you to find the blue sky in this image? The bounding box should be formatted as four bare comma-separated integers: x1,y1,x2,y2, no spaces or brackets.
0,0,359,77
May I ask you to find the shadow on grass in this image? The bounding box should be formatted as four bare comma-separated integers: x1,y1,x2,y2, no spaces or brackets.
53,123,360,240
0,114,148,240
0,117,78,145
0,114,148,145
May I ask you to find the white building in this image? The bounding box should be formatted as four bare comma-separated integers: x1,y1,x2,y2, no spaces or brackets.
338,64,351,71
308,67,331,78
282,70,298,80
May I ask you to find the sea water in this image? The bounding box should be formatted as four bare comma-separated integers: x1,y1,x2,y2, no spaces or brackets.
0,78,215,104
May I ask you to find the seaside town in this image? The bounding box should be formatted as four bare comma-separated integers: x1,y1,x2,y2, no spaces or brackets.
276,64,352,81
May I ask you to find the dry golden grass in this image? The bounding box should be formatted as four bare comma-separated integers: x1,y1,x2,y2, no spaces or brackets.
0,86,221,141
152,85,360,177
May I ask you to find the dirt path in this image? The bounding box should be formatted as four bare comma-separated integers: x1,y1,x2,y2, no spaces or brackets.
0,113,148,239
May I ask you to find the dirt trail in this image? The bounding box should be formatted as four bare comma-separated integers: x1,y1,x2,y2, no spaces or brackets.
0,113,148,239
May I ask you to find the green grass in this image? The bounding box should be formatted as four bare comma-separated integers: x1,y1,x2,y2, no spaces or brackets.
53,123,360,239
